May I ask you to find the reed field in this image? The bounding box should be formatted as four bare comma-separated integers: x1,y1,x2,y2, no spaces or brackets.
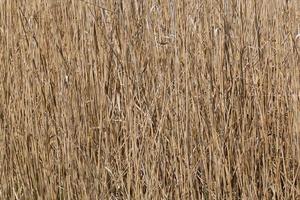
0,0,300,199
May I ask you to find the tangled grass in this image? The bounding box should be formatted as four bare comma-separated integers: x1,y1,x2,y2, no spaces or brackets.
0,0,299,199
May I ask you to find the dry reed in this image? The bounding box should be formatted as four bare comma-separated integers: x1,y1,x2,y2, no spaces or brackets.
0,0,299,199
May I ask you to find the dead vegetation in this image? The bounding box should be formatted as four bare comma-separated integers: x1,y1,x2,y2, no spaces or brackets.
0,0,299,199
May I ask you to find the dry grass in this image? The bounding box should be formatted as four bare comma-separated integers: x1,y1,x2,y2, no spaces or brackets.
0,0,299,199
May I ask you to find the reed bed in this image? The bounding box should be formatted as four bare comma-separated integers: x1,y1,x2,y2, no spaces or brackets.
0,0,299,199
